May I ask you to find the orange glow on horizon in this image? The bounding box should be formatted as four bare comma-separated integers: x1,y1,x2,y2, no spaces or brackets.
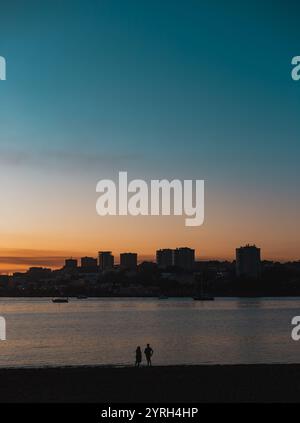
1,185,299,274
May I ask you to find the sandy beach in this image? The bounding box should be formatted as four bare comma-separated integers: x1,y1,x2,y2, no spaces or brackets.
0,364,299,403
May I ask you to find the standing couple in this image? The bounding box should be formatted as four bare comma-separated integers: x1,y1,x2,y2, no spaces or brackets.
135,344,153,367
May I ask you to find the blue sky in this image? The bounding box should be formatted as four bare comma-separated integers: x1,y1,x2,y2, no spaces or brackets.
0,0,300,268
1,0,300,173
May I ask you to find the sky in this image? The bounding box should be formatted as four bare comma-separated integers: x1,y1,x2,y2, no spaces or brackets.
0,0,300,272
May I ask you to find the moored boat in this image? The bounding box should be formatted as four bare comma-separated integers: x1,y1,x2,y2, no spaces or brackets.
52,298,69,303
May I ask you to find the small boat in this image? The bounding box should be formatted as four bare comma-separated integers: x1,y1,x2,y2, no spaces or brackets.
52,298,69,303
77,295,88,299
193,295,214,301
158,295,169,300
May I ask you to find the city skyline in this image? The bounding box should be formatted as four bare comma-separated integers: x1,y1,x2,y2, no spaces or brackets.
0,238,298,274
0,241,295,275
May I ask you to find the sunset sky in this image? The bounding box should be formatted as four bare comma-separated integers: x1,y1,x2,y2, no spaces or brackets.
0,0,300,273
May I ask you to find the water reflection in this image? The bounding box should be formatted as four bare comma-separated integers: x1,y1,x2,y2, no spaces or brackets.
0,297,299,367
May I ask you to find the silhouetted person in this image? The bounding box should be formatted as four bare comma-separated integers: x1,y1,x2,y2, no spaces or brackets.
135,346,142,367
144,343,153,366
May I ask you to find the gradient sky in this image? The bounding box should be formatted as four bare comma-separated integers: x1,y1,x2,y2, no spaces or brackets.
0,0,300,272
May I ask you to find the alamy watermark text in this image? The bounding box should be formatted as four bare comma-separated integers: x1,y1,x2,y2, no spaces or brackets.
291,56,300,81
96,172,204,227
0,56,6,80
0,317,6,341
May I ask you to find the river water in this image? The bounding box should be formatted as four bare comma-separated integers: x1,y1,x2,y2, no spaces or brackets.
0,297,299,367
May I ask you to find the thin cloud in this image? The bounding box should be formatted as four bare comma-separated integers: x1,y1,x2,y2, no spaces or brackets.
0,148,141,170
0,248,81,270
0,256,65,267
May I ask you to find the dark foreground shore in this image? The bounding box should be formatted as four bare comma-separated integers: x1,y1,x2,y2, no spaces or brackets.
1,364,300,403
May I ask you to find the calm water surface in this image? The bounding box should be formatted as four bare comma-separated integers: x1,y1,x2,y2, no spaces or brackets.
0,297,300,367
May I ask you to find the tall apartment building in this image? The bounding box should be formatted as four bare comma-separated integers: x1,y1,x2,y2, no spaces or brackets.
174,247,195,271
156,249,174,268
236,244,261,279
98,251,114,271
120,253,138,270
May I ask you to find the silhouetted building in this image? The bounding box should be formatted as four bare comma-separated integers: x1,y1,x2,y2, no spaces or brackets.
156,249,173,268
80,256,98,273
138,261,158,273
0,275,10,287
98,251,114,271
26,267,52,281
81,256,97,268
65,258,78,269
120,253,137,270
236,245,261,279
174,247,195,271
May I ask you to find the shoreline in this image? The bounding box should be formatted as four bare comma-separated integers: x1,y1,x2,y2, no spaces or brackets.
1,295,300,298
1,364,300,402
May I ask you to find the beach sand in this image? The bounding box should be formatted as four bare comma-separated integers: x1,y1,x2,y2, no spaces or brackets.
0,364,299,403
